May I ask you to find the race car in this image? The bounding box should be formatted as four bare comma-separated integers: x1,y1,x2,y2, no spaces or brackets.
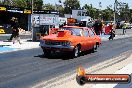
39,26,101,57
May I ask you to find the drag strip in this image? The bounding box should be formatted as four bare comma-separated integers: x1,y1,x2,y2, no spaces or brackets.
0,37,132,88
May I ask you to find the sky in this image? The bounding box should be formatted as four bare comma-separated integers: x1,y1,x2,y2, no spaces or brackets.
44,0,132,9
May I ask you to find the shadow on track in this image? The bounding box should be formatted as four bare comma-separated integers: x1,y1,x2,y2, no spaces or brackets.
34,53,74,60
34,50,96,60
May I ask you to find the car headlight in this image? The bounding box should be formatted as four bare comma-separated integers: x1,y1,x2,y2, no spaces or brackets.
40,40,45,45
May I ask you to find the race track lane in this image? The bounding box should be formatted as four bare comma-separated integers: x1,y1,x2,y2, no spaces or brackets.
0,37,132,88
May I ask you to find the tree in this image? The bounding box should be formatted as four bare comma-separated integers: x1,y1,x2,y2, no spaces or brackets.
118,3,130,21
0,0,43,10
34,0,43,10
43,0,65,16
0,1,2,5
25,0,32,9
12,0,28,8
56,0,64,16
83,4,98,19
43,3,55,10
0,0,12,6
130,9,132,23
101,6,114,21
63,0,80,14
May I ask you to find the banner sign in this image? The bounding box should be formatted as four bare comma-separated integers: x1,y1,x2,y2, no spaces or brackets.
32,15,40,27
33,10,59,14
76,66,131,85
32,14,59,27
0,5,59,14
6,6,23,13
0,5,23,13
40,17,55,25
0,7,6,11
33,10,50,14
24,9,32,14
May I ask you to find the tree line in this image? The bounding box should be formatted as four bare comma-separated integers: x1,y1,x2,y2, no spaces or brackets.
0,0,132,22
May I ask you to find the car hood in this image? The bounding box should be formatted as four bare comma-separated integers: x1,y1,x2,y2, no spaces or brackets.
41,34,76,41
41,30,77,41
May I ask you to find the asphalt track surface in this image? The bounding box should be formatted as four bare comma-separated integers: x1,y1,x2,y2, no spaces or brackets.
0,37,132,88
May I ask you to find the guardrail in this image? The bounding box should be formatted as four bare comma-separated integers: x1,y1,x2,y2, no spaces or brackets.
115,29,132,35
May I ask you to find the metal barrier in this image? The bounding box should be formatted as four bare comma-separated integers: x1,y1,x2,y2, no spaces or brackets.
115,29,132,35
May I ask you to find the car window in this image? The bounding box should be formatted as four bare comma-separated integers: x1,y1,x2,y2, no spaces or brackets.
88,29,95,36
61,27,83,36
72,28,82,36
83,29,89,37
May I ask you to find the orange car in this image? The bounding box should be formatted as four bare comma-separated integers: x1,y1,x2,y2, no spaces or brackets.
39,26,101,57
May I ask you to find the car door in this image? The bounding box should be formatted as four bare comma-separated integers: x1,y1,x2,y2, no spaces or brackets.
83,28,91,51
78,28,86,51
87,28,96,49
72,28,86,51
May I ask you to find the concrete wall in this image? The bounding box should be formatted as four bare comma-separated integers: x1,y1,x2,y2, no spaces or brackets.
115,29,132,35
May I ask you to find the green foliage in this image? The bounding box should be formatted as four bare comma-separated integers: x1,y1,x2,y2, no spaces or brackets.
12,0,27,7
0,1,2,4
56,5,64,16
26,0,32,8
43,3,55,10
83,4,97,19
63,0,80,14
117,3,130,21
34,0,43,10
101,6,114,21
0,0,132,21
1,0,11,6
0,0,43,10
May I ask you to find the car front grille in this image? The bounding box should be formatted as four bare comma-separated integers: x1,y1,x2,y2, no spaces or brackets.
45,41,62,45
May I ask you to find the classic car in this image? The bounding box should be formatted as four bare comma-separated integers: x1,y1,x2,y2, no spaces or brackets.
39,26,101,57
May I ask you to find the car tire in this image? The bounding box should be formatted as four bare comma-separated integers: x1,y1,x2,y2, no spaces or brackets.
94,44,98,50
91,44,97,53
72,45,80,58
43,50,51,57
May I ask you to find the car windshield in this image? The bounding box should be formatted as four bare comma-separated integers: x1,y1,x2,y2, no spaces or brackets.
61,27,83,36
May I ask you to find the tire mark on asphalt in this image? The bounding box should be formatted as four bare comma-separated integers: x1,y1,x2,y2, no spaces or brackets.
0,37,132,88
39,50,132,88
33,39,132,88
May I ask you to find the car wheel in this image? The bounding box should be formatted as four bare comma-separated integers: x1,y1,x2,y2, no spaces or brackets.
94,44,97,50
91,44,97,53
72,45,80,58
43,50,51,57
76,75,86,85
